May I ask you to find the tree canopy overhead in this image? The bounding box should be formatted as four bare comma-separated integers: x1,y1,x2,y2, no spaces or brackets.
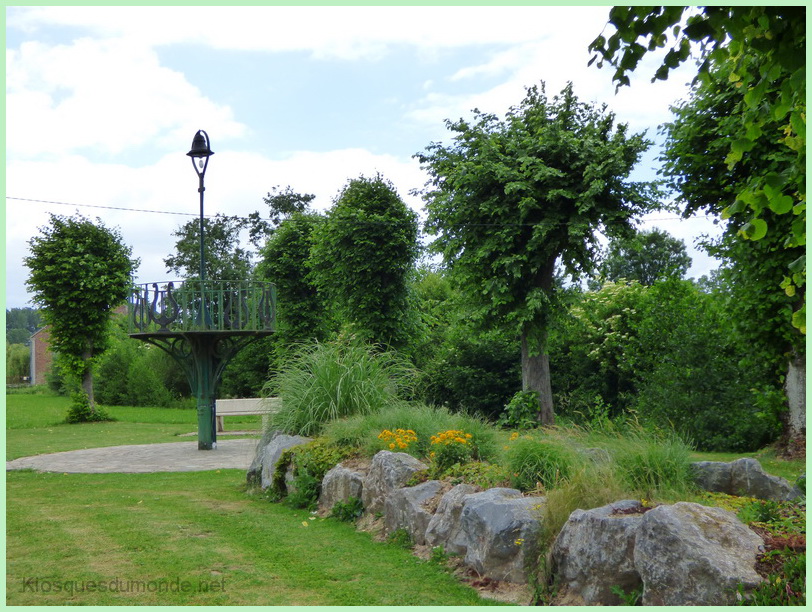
416,82,660,424
589,5,805,332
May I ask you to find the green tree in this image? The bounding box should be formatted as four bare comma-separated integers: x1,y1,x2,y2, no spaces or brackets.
597,228,691,286
164,213,253,281
6,342,30,384
257,212,330,350
416,82,659,424
6,307,41,344
589,6,805,331
310,174,420,350
24,214,138,419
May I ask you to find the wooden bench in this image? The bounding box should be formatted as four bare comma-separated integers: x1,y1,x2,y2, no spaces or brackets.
214,397,281,433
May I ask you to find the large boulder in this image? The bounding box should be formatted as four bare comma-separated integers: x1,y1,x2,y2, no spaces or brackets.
730,458,803,501
319,463,368,513
458,488,545,583
552,500,644,605
361,451,428,515
634,502,764,605
257,434,312,490
690,458,803,501
384,480,444,545
424,483,478,554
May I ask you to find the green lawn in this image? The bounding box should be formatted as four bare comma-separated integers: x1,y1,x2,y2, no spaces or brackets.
6,393,503,606
7,470,501,606
5,394,262,460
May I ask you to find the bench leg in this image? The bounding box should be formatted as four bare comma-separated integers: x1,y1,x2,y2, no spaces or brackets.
216,415,224,433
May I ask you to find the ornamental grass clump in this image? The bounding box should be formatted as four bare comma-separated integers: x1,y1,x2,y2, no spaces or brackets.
265,339,415,436
505,434,580,492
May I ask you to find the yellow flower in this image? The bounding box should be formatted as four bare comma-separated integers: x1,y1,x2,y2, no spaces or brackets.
509,432,519,441
465,433,472,439
389,443,395,450
514,538,525,546
302,521,309,527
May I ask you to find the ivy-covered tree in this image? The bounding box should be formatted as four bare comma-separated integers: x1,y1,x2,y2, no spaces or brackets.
310,174,420,350
416,83,659,424
256,212,330,365
597,228,691,287
24,213,138,420
589,6,805,331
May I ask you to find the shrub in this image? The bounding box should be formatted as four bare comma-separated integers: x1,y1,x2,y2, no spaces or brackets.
442,461,512,489
65,391,113,424
505,435,580,492
265,338,415,436
497,390,541,430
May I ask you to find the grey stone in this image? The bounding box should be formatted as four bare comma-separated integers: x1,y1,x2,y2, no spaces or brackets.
691,458,803,502
384,480,444,545
424,483,478,554
458,488,545,583
552,500,644,605
318,463,367,513
246,429,283,486
361,451,427,515
690,460,733,493
730,458,803,502
634,502,764,606
258,434,312,490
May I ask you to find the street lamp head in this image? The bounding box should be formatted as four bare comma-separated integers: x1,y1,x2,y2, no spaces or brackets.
187,130,214,175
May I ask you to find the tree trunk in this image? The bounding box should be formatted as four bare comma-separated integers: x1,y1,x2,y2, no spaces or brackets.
81,350,96,412
521,254,557,426
521,331,554,425
784,350,805,442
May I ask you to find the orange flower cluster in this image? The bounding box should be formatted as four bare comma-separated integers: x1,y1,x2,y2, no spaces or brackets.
378,428,418,450
430,430,473,446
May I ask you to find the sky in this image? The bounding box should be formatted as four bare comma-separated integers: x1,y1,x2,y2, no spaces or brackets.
4,4,724,310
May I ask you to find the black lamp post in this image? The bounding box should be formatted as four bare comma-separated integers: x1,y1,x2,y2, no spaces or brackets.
186,130,214,283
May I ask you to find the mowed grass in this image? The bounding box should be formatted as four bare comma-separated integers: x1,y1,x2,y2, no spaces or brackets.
6,394,262,460
7,470,501,606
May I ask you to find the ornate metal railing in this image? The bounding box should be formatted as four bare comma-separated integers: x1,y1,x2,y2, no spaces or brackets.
128,280,276,334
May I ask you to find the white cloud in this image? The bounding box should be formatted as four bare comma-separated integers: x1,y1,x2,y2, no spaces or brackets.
7,38,246,159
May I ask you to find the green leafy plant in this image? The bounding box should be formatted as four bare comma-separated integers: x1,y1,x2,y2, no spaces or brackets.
738,550,806,606
429,545,450,566
329,497,365,522
65,391,113,424
610,584,643,606
498,390,541,430
443,461,512,489
387,528,413,549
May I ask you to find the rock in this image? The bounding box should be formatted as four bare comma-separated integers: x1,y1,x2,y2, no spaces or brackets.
552,500,644,605
730,458,803,502
458,488,545,583
384,480,444,545
425,483,478,553
319,463,367,513
246,429,283,486
690,458,803,502
258,434,312,490
361,451,427,515
634,502,764,605
690,461,732,493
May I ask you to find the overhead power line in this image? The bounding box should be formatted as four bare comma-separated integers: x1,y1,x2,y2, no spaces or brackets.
6,196,716,226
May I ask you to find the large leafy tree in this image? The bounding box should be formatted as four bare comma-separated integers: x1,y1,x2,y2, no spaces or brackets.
25,214,138,418
416,83,659,424
589,6,806,331
310,174,420,350
597,228,690,287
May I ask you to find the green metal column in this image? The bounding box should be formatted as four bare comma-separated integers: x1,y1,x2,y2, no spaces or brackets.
195,345,216,450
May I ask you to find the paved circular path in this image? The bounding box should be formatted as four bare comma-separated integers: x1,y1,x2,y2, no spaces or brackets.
6,438,260,474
